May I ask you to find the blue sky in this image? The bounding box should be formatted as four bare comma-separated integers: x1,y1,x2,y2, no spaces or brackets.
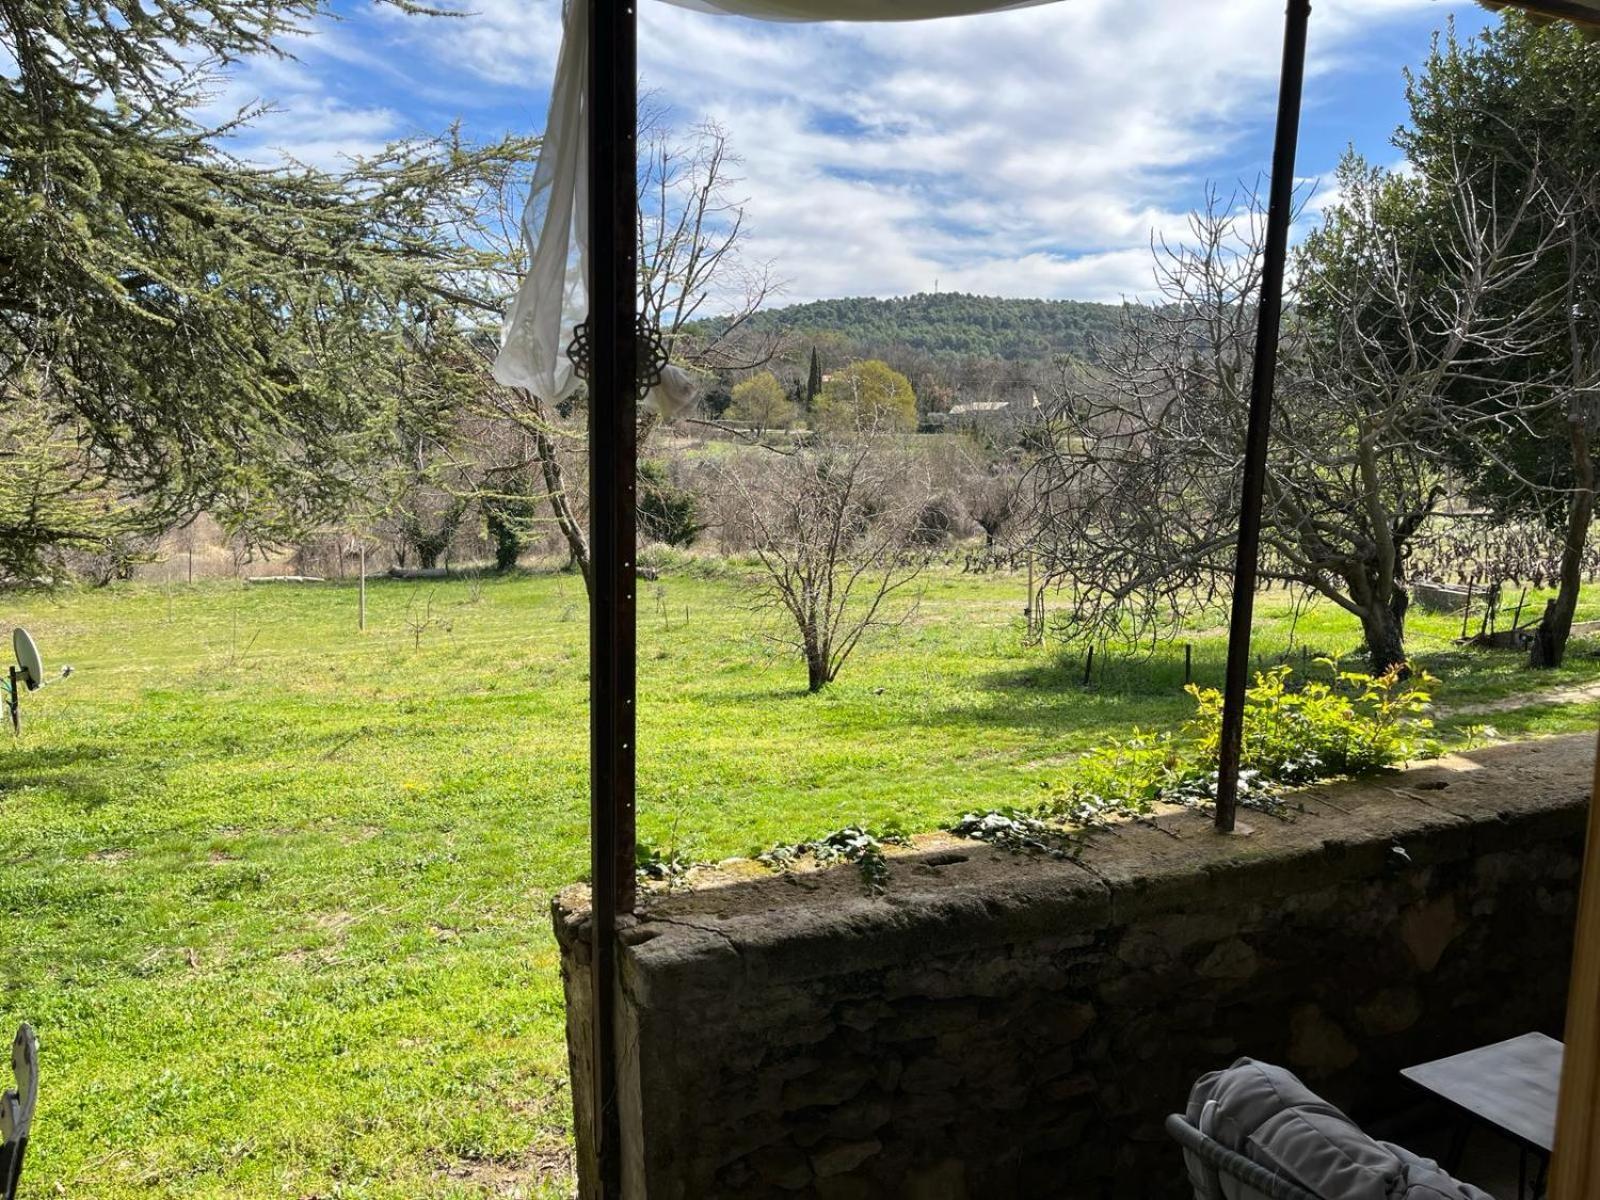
220,0,1499,305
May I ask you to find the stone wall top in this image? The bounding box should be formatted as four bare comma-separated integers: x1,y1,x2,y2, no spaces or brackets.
554,734,1594,997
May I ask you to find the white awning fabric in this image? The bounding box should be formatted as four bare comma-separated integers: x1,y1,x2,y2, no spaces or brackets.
491,0,1062,404
491,0,1600,405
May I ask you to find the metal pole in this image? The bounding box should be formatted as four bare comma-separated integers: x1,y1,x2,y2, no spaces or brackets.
588,0,639,1194
1214,0,1311,834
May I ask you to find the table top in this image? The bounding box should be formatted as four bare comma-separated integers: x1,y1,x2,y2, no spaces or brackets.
1401,1032,1564,1154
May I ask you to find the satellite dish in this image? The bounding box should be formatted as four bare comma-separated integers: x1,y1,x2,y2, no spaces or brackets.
6,628,67,734
12,628,41,691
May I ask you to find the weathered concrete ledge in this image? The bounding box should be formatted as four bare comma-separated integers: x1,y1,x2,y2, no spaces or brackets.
555,734,1593,1199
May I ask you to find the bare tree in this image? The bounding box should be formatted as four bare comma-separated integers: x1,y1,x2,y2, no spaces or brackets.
947,436,1023,550
638,112,782,371
720,430,929,692
473,116,781,591
1027,161,1561,671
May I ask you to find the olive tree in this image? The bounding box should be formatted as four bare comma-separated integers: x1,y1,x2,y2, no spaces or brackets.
1027,164,1558,672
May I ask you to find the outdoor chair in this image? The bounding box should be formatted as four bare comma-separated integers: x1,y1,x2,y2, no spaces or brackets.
1,1026,37,1200
1169,1058,1494,1200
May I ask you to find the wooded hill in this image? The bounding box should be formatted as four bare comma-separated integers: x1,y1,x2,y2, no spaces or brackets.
697,292,1128,362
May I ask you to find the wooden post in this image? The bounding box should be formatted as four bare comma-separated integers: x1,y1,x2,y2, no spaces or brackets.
1461,581,1475,640
1185,643,1193,688
1082,645,1095,688
358,541,367,633
1550,727,1600,1198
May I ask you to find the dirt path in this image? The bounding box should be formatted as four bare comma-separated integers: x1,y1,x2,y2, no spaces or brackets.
1441,680,1600,719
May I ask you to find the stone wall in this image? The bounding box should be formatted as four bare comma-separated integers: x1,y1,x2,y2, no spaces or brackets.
553,734,1593,1199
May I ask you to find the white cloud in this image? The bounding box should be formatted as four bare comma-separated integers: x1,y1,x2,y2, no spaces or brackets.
233,0,1488,300
194,27,409,169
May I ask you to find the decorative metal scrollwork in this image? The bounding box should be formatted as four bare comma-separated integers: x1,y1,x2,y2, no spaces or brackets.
567,317,670,398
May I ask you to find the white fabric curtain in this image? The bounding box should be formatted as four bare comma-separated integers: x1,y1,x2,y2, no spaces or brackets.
491,0,1061,404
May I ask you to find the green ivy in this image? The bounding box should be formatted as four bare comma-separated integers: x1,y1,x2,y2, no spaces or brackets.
758,824,911,896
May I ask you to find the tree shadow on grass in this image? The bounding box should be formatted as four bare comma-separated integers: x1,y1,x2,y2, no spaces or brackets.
4,743,125,810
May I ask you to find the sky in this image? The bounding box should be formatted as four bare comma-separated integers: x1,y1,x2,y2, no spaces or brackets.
217,0,1500,307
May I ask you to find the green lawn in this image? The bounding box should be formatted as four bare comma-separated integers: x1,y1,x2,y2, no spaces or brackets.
2,568,1598,1197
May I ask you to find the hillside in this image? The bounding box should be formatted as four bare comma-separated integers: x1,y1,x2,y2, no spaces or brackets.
700,292,1127,362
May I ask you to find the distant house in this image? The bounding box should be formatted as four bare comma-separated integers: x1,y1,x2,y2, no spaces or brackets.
947,400,1011,419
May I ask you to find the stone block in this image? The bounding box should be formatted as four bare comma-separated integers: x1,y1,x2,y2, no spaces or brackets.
1355,986,1423,1037
748,1145,811,1191
1288,1003,1359,1075
811,1138,884,1179
1401,893,1462,972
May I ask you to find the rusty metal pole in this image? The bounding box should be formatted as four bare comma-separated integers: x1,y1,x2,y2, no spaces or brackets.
588,0,639,1193
1214,0,1311,834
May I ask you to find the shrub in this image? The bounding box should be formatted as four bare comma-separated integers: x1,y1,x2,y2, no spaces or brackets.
911,497,960,545
1027,662,1439,838
1185,662,1439,785
481,471,541,571
638,459,704,548
1045,728,1206,821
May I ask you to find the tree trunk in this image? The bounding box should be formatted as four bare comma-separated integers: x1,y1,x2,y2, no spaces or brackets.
530,415,591,594
1530,422,1595,669
805,631,829,693
1359,597,1408,676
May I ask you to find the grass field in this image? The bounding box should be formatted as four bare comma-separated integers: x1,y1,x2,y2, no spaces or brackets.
3,567,1599,1197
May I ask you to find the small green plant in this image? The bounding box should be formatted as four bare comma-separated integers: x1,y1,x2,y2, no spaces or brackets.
1186,661,1440,784
949,808,1084,858
958,663,1443,860
757,823,910,895
1044,728,1208,821
635,840,695,889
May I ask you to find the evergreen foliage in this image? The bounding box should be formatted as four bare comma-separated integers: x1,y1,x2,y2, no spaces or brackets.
0,0,529,577
1398,14,1600,666
638,459,703,548
692,293,1126,362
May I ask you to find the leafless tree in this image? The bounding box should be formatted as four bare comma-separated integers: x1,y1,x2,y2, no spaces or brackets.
638,110,783,371
947,436,1023,550
472,115,781,591
719,429,930,692
1026,162,1562,671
